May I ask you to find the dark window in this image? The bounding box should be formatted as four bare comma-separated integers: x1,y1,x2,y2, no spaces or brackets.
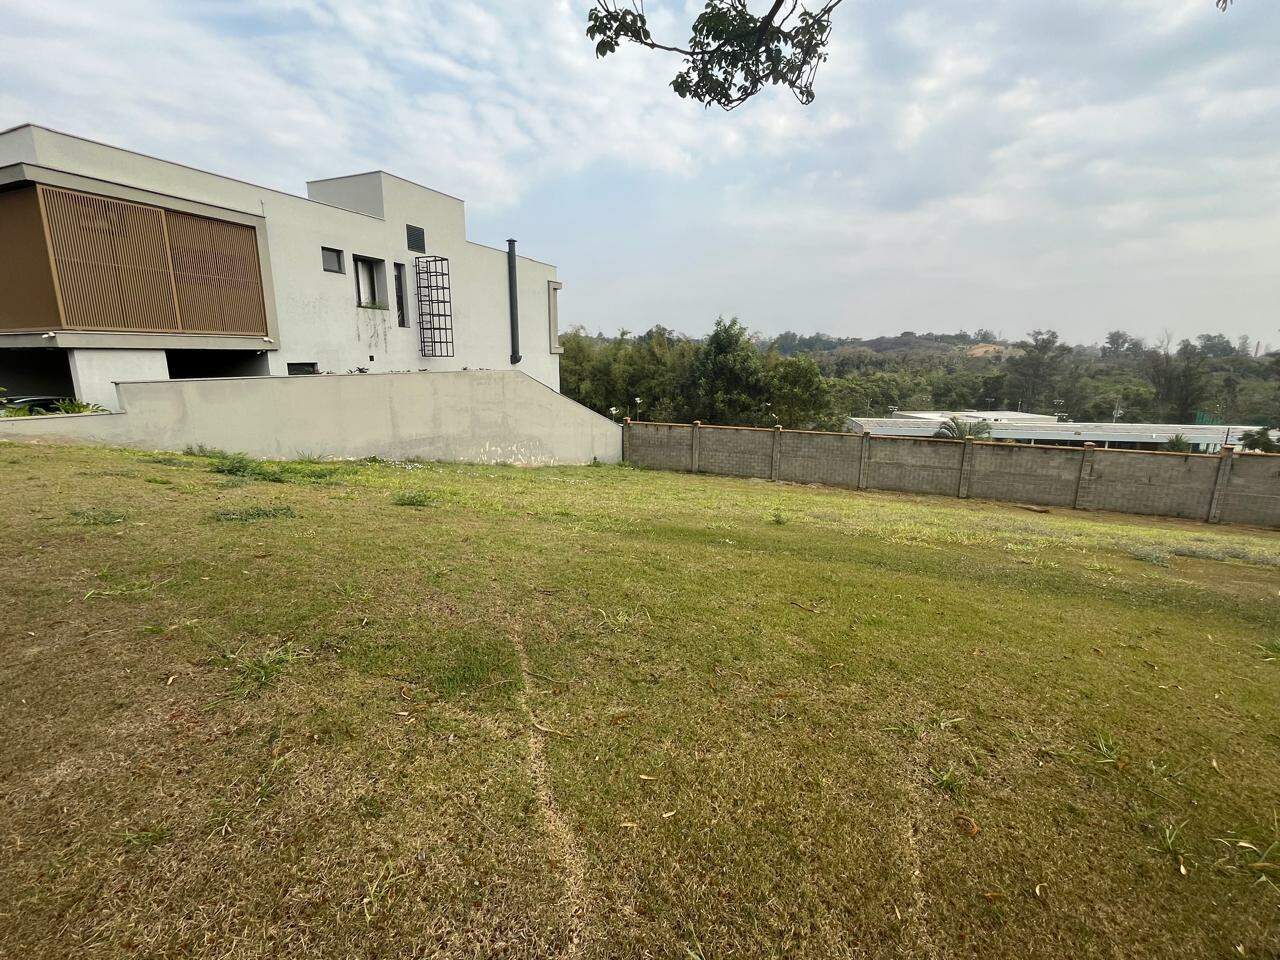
394,263,408,327
287,362,319,376
321,247,344,273
352,255,386,307
406,224,425,253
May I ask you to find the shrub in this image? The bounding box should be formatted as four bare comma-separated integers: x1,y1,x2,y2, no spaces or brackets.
391,490,435,507
209,505,296,523
71,507,126,526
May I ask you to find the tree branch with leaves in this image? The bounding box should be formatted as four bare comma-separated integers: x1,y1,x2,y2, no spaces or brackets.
586,0,846,109
588,1,1238,110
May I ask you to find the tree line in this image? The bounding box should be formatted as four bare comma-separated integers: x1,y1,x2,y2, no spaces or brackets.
560,318,1280,432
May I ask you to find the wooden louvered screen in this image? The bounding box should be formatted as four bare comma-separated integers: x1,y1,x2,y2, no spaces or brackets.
37,186,268,337
41,186,180,331
166,211,268,335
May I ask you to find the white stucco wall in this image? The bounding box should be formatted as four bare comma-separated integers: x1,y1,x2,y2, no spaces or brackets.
0,370,620,465
1,126,564,396
67,348,169,411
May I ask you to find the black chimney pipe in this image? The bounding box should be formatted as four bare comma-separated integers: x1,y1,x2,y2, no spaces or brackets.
506,238,521,365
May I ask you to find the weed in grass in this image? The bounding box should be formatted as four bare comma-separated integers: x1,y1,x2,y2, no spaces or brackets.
1147,757,1189,787
1085,560,1122,575
142,454,191,467
884,720,927,741
184,444,227,457
201,449,351,485
355,794,387,821
70,507,125,526
1089,732,1123,765
1128,547,1171,567
928,764,964,796
254,755,290,805
361,862,411,923
770,508,788,525
1258,637,1280,661
144,476,173,485
209,504,296,523
120,825,171,850
391,490,435,507
208,452,276,482
221,642,310,697
1149,819,1188,862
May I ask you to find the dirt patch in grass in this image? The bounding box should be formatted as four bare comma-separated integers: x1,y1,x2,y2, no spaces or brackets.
1,441,1278,958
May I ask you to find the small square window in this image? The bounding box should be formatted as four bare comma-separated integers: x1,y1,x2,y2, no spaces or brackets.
321,247,344,273
406,224,426,253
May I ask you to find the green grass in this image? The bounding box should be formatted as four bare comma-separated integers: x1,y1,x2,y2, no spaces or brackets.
390,489,435,507
70,506,126,526
1,440,1278,958
208,504,297,523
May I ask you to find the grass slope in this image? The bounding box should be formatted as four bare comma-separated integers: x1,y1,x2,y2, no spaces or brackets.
1,441,1278,959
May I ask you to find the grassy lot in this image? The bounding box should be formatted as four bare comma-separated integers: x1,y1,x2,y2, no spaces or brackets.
1,440,1278,959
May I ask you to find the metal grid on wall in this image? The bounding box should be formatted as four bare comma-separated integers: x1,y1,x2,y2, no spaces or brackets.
415,255,454,357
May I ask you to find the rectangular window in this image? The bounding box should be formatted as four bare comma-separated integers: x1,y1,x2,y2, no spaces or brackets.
321,246,344,273
394,263,408,327
406,224,426,253
287,362,319,375
548,280,564,354
352,255,386,308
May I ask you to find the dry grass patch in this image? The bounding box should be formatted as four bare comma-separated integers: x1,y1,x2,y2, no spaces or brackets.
1,441,1278,958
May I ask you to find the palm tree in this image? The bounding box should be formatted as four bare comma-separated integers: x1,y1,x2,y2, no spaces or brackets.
933,416,992,440
1163,433,1192,453
1239,426,1279,453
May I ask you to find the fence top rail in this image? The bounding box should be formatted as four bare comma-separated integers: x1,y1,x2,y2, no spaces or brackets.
625,420,1277,460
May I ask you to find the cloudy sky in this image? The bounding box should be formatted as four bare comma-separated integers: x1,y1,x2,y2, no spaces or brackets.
3,0,1277,346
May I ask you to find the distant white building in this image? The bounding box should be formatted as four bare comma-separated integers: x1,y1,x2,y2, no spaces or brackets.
0,124,563,410
848,409,1260,452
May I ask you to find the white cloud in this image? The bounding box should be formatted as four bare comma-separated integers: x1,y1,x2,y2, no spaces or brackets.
2,0,1277,342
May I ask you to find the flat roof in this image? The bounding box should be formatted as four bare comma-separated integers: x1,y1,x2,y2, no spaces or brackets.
0,123,556,267
849,416,1265,445
891,409,1058,422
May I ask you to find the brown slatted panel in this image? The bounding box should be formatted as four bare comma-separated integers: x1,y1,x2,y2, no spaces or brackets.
41,186,179,331
166,211,268,335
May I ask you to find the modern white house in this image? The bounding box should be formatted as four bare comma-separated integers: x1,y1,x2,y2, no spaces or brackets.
0,124,565,410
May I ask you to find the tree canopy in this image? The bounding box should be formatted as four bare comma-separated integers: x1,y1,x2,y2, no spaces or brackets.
588,1,1235,109
560,320,1279,433
587,0,845,109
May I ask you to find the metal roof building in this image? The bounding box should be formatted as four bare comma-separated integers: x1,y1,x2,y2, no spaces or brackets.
847,410,1264,451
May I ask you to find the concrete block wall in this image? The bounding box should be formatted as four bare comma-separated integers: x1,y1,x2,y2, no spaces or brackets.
1217,454,1280,527
697,425,774,479
622,420,1280,529
967,442,1082,507
624,422,694,472
1079,450,1218,520
777,430,862,487
865,436,965,497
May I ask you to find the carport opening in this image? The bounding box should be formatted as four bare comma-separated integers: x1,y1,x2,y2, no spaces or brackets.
166,350,271,380
0,349,75,401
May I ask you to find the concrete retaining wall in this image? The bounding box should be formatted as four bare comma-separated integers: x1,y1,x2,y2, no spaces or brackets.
0,370,621,465
624,420,1280,529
